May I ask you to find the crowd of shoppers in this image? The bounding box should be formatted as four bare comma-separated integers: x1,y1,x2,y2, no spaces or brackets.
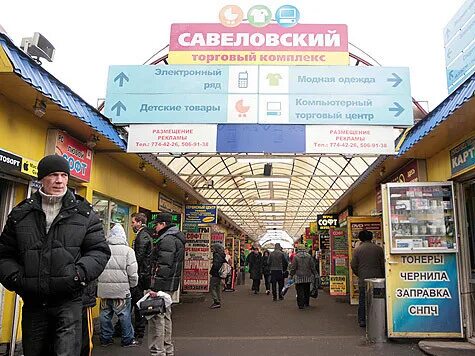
0,154,186,356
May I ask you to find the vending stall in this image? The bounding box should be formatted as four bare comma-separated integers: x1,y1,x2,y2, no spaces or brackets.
382,182,463,337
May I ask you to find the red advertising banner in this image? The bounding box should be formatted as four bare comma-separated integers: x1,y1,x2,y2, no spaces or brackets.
47,130,93,182
211,232,225,245
183,232,211,292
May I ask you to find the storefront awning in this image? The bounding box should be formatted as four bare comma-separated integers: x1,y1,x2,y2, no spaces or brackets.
398,73,475,156
0,34,126,150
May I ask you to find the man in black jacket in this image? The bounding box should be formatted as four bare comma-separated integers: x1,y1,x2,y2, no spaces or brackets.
149,212,185,356
0,155,110,356
130,212,152,339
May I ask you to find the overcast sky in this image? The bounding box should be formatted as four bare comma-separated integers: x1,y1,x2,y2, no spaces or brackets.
0,0,466,111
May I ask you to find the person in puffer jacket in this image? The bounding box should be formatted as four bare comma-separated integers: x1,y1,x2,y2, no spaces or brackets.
0,155,110,356
97,223,138,347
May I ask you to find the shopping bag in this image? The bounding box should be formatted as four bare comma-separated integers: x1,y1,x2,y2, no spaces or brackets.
281,278,295,296
310,275,320,298
138,296,165,316
219,262,232,279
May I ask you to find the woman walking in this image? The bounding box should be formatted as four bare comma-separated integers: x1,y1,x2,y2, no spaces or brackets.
262,250,271,295
289,244,317,309
209,243,226,309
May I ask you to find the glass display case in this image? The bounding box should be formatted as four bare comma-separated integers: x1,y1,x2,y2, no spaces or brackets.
386,182,457,253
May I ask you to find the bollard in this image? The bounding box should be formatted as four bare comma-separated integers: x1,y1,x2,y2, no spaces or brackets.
365,278,387,343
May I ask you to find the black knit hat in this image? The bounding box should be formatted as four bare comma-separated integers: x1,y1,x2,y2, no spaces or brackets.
152,212,173,225
37,154,70,180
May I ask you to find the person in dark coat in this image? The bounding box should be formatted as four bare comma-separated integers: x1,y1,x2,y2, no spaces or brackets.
0,155,110,356
262,250,271,295
209,243,226,308
149,212,186,356
269,243,288,301
246,247,263,294
350,230,385,327
130,212,152,339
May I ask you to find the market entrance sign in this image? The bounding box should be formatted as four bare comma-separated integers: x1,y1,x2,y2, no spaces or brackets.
168,23,349,65
105,65,412,126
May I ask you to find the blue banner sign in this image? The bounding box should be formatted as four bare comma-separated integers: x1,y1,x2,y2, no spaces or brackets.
216,124,305,153
388,253,462,335
185,205,218,224
450,135,475,176
105,65,412,126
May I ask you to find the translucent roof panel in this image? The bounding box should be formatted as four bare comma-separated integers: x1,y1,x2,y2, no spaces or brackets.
154,153,377,240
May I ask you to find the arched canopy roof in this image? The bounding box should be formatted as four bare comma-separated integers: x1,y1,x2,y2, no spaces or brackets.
144,44,426,242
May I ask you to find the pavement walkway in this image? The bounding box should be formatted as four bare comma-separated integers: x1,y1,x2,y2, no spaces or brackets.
93,280,424,356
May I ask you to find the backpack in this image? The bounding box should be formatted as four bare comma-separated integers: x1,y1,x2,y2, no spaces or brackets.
219,262,232,279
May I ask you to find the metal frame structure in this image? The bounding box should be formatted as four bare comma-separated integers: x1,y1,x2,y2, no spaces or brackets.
107,42,427,242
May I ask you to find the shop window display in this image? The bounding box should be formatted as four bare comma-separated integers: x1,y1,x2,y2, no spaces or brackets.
387,183,456,253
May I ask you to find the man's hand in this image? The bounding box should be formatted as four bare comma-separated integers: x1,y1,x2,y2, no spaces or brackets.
149,291,158,298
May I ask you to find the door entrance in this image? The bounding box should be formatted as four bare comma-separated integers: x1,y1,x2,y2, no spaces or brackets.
463,182,475,339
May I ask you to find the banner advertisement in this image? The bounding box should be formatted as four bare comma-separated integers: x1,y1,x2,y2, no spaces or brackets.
127,124,217,153
306,126,396,155
46,130,93,182
159,193,183,213
386,253,462,337
183,232,211,292
168,23,349,66
0,148,22,173
317,214,339,230
330,228,348,294
185,205,218,224
211,232,225,245
330,275,347,296
347,217,382,305
450,135,475,176
318,233,331,287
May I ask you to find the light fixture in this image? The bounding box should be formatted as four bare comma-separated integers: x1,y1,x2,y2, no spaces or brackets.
255,199,286,205
139,161,146,172
263,221,284,224
237,158,294,164
258,212,285,216
184,193,189,201
265,226,283,230
162,178,167,187
33,98,47,118
86,134,100,149
245,177,290,183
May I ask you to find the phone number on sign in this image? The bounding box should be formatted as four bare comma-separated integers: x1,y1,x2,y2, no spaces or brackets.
315,142,389,148
151,142,210,147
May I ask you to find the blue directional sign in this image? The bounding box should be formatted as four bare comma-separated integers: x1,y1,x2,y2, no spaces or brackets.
446,40,475,93
286,94,412,125
105,64,412,126
106,93,235,125
106,65,232,94
444,0,475,94
444,0,475,45
287,66,410,94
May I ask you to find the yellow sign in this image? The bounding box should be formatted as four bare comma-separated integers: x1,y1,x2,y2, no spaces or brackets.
330,275,346,296
21,158,38,177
